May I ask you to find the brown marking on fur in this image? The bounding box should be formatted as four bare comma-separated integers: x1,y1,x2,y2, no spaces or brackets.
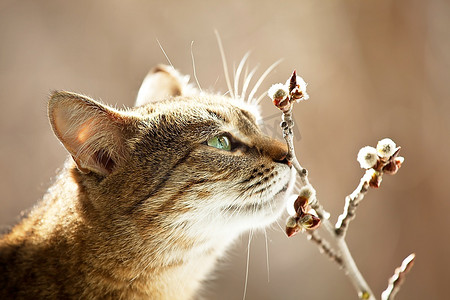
127,150,193,214
206,109,229,123
196,190,211,199
239,109,256,123
1,67,292,300
157,179,209,213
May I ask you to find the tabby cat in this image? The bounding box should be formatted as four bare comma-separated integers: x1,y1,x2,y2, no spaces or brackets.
0,64,293,299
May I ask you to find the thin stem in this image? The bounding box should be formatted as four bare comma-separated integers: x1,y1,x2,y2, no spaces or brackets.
281,110,308,185
280,107,375,300
273,70,411,300
381,253,416,300
281,109,333,231
335,170,372,238
337,237,375,300
310,202,334,233
308,231,343,266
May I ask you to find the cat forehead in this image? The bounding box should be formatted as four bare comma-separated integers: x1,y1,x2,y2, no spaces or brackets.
134,94,262,123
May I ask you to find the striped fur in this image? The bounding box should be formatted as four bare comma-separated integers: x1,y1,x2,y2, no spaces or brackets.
0,65,292,299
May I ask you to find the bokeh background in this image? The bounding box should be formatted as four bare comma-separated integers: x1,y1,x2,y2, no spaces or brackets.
1,0,449,299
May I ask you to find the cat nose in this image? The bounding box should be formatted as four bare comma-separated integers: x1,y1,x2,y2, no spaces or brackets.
273,148,291,166
275,151,291,166
263,137,291,166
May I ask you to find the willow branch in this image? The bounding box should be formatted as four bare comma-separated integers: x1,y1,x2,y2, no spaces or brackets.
307,231,343,266
273,72,375,299
335,170,371,237
270,70,411,300
281,109,308,184
381,254,416,300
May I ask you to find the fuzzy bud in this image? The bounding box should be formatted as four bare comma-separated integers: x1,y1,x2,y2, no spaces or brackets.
268,83,289,101
357,146,379,169
383,156,404,175
382,161,399,175
377,138,397,158
294,197,308,215
286,216,301,237
298,185,316,202
298,213,321,230
287,74,309,102
286,215,297,228
268,83,290,111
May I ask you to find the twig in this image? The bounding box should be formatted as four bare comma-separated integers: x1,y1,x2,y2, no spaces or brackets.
336,236,374,300
335,170,371,237
281,109,308,184
281,109,335,238
269,71,412,299
381,254,416,300
271,71,376,299
280,111,335,237
307,231,343,266
335,145,404,238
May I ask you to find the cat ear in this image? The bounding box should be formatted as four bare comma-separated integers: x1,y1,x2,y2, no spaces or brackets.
48,91,135,176
135,64,194,106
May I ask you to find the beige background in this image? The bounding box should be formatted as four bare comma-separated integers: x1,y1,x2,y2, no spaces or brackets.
1,0,449,299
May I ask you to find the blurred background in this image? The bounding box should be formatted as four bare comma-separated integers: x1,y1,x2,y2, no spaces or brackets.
1,0,449,299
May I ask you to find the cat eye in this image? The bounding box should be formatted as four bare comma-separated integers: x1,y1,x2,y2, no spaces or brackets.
207,135,231,151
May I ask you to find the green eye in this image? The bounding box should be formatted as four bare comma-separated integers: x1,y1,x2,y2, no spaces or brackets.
207,135,231,151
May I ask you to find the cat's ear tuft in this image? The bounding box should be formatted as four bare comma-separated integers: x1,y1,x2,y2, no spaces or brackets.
135,65,194,106
48,91,135,176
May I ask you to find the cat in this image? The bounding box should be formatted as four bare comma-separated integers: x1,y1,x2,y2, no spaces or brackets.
0,63,293,299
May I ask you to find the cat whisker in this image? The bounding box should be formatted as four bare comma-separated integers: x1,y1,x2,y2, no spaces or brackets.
275,219,284,233
215,30,235,98
243,230,253,300
241,66,258,102
212,75,220,90
234,52,251,99
221,190,248,223
221,180,275,221
156,38,174,69
221,185,261,225
190,41,203,93
247,59,283,104
254,90,268,106
243,64,249,92
264,229,270,283
232,63,236,92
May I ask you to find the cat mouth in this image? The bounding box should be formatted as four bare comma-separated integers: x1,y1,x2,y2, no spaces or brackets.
222,182,289,215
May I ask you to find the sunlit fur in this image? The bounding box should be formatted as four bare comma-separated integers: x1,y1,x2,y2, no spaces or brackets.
0,64,292,299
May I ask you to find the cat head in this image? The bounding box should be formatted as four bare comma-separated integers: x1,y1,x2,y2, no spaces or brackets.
48,65,293,242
